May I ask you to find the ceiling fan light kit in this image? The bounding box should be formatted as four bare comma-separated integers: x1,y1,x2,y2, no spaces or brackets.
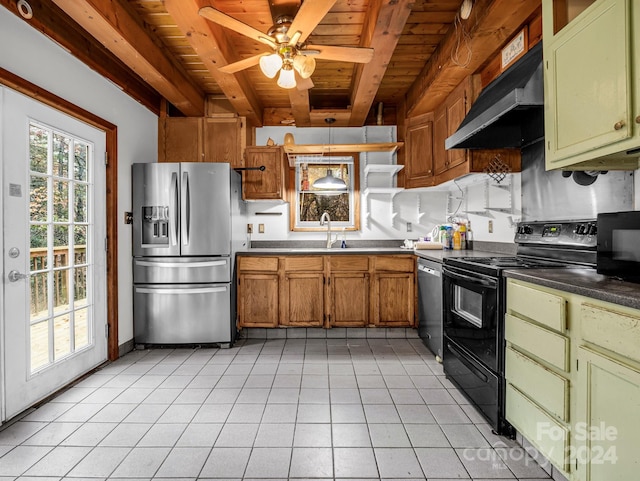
198,2,374,90
259,53,283,78
277,64,297,89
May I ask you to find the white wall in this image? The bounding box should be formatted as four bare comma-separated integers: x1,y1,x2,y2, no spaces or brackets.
252,126,449,243
0,8,158,346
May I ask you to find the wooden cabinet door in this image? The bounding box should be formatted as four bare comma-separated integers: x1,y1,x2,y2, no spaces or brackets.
158,117,202,162
404,113,434,188
243,146,285,200
575,346,640,480
282,272,325,326
329,272,369,327
446,82,469,170
545,0,632,166
203,118,243,168
433,104,448,175
237,273,279,328
372,272,414,327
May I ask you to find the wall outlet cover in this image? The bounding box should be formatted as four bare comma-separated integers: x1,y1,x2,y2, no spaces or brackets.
259,224,265,233
488,220,493,233
247,224,253,234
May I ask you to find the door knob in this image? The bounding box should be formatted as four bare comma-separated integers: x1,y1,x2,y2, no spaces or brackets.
8,270,28,282
614,120,625,130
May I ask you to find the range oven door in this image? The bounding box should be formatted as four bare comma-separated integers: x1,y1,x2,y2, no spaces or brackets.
442,265,499,372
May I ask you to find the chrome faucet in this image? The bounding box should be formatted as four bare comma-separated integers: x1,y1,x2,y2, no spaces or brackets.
319,212,337,248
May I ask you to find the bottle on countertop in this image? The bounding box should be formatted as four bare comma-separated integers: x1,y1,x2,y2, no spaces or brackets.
459,223,467,250
466,221,474,250
441,226,450,250
452,228,462,250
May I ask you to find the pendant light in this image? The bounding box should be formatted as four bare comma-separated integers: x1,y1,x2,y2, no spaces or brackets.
313,118,347,191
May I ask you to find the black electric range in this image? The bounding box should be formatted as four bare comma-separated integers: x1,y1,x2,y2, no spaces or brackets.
441,221,596,435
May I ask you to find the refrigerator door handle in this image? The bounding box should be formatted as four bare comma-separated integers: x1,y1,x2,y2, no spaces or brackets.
181,171,190,246
136,286,228,295
170,172,179,246
135,259,228,268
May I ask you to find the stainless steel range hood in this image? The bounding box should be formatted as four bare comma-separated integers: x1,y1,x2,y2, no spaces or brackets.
445,42,543,150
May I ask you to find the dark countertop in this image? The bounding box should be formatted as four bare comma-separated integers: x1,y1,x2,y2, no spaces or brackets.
504,268,640,310
414,249,512,263
237,247,410,255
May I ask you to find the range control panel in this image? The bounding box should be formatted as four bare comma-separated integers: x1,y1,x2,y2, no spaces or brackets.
515,221,597,247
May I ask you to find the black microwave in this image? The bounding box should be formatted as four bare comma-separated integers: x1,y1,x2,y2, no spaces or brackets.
597,211,640,282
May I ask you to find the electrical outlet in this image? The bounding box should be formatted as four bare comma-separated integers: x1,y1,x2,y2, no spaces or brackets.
488,220,493,233
406,222,412,232
259,224,265,233
124,212,133,224
247,224,253,234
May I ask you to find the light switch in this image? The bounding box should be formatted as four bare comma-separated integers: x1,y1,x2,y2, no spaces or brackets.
488,220,493,233
259,224,265,233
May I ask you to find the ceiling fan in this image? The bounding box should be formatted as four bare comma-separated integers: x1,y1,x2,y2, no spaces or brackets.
198,0,374,90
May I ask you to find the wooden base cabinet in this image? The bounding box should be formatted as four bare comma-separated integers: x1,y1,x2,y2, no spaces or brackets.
236,254,415,330
237,257,279,328
328,255,371,327
371,256,415,327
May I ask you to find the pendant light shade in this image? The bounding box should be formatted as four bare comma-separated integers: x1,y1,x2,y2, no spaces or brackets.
313,168,347,190
259,53,283,79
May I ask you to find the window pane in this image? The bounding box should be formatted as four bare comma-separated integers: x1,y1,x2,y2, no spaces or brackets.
74,266,88,308
73,225,88,253
74,308,90,349
30,225,49,262
53,133,70,178
30,272,48,319
54,313,71,360
53,180,69,222
53,268,70,309
30,176,48,222
31,321,50,371
74,184,88,222
74,142,89,181
299,192,350,222
54,224,69,247
29,125,49,174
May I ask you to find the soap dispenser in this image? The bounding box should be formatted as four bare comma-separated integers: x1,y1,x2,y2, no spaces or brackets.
341,228,347,248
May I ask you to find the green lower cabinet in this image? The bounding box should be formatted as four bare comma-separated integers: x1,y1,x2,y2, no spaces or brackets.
575,346,640,480
506,383,569,471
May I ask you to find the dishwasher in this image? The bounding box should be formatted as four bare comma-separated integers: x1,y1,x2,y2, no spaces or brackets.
417,257,443,361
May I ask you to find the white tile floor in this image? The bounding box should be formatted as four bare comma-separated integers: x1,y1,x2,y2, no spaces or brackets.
0,336,555,480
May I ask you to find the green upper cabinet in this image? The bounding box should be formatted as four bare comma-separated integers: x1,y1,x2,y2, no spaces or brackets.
543,0,640,169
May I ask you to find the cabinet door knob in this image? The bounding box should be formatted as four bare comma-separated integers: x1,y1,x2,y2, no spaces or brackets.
614,120,626,130
635,115,640,124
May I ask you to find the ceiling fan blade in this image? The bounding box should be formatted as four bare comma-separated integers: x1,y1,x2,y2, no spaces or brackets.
310,45,375,63
287,0,338,45
199,6,276,48
295,73,314,90
219,53,268,74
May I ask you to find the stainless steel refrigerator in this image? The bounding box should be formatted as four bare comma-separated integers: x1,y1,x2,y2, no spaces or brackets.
132,162,246,346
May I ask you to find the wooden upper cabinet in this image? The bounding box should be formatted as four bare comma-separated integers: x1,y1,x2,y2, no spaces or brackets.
242,146,286,200
203,117,245,167
404,112,435,188
433,104,448,176
158,117,202,163
158,116,245,168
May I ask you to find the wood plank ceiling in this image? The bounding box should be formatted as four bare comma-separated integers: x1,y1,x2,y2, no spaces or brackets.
2,0,541,127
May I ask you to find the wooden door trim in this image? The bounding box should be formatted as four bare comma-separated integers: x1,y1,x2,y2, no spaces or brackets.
0,67,120,361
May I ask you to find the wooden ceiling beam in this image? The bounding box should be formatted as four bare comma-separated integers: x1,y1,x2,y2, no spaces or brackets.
288,89,312,127
405,0,541,117
348,0,415,126
0,0,162,115
50,0,204,116
164,0,264,126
